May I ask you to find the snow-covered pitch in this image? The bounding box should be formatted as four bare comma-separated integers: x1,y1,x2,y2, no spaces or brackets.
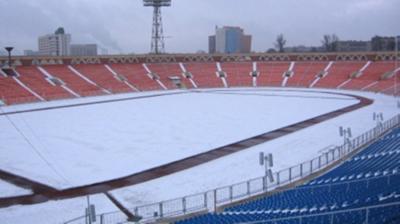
0,87,398,224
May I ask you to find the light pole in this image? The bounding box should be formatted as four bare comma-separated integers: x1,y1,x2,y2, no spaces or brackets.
4,47,13,68
259,152,274,191
85,195,96,224
339,126,352,153
373,112,384,135
373,112,384,126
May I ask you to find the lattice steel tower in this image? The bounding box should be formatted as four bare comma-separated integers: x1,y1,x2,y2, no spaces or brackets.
143,0,171,54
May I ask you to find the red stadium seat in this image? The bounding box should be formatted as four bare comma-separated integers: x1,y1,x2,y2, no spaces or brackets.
109,64,163,91
184,62,224,88
73,64,133,94
15,66,72,100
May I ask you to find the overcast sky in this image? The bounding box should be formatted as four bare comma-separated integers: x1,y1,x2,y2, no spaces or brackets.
0,0,399,55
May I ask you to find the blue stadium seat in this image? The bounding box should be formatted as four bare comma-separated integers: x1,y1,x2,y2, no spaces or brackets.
176,127,400,224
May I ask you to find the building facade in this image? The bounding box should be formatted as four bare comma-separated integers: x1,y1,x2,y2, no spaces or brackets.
336,40,372,52
209,26,252,54
38,29,71,56
240,35,252,53
70,44,98,56
24,50,40,56
371,36,399,51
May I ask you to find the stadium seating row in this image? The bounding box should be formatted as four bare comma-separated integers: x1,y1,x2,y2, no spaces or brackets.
0,61,398,105
176,127,400,224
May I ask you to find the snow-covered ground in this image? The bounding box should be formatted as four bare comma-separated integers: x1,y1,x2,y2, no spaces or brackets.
110,88,399,208
0,88,357,189
0,87,398,224
0,193,120,224
0,89,184,113
0,180,32,198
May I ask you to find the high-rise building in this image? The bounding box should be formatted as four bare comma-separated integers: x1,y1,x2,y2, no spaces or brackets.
241,35,252,53
38,27,71,56
70,44,98,56
208,26,252,54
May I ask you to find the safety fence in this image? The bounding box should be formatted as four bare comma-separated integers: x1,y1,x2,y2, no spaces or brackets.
64,114,400,224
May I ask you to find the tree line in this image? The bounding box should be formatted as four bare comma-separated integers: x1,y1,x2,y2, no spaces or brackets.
269,34,398,53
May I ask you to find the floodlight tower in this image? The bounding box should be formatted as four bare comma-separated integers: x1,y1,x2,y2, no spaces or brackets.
5,47,13,68
143,0,171,54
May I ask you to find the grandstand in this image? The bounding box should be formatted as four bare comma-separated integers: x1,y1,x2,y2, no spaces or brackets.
177,122,400,224
0,53,399,105
0,52,399,224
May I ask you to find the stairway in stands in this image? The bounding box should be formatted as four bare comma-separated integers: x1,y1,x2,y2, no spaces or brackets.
184,62,224,88
0,75,38,105
286,62,328,87
257,62,291,87
110,64,162,91
73,64,133,94
220,62,253,87
362,62,399,95
15,66,71,101
146,63,194,89
314,62,365,89
42,65,104,97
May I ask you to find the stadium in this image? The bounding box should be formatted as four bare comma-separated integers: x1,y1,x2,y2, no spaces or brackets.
0,1,400,224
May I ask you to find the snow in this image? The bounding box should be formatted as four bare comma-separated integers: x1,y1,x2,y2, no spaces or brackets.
0,180,32,198
0,193,120,224
109,88,399,209
0,87,398,224
0,88,357,189
0,89,183,113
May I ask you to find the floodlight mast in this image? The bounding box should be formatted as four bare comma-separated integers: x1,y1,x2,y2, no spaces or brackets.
143,0,171,54
5,47,13,68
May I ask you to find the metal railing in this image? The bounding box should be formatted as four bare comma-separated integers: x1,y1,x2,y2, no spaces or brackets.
64,114,400,224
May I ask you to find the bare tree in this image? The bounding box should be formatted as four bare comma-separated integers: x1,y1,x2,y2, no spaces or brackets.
321,34,339,52
322,35,332,52
275,34,287,53
331,34,339,52
371,36,383,51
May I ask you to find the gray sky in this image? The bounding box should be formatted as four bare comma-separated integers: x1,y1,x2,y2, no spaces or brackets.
0,0,399,55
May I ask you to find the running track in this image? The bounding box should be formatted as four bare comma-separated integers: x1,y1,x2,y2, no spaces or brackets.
0,89,373,209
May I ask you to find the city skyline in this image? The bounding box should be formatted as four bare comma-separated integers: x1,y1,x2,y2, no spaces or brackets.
0,0,399,55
